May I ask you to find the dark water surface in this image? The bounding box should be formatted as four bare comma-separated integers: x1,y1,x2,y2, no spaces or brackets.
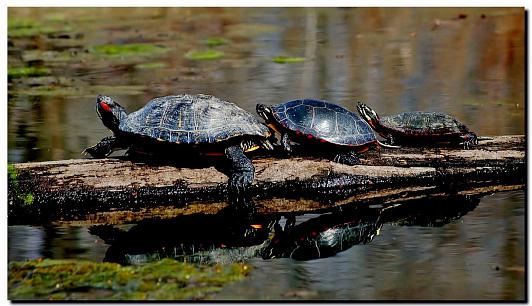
8,7,525,300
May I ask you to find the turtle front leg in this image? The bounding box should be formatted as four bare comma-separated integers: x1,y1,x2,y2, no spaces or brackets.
281,133,293,154
332,151,360,166
83,136,126,158
225,144,255,193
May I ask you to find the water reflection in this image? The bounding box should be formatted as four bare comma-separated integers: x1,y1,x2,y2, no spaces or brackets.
76,194,479,265
7,190,524,299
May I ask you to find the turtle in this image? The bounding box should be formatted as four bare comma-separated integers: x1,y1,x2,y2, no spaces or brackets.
256,99,391,165
356,102,479,149
261,210,381,260
83,94,273,193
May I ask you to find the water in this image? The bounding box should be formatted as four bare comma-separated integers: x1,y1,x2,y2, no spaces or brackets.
7,7,525,300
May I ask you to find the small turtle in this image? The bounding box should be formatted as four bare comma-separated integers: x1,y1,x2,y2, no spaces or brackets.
84,94,273,192
357,102,479,148
257,99,388,165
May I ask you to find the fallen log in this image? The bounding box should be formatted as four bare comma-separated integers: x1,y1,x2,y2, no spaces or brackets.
8,135,525,225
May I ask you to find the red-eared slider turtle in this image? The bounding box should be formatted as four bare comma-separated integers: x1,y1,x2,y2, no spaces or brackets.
357,102,478,148
256,99,389,165
84,94,273,192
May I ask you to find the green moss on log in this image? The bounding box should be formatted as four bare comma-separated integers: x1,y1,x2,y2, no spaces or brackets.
8,164,34,206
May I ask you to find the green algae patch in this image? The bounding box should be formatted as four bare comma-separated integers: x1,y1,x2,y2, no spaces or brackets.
91,43,169,57
8,67,51,78
272,56,305,64
203,37,228,47
184,50,224,61
8,19,71,38
13,84,147,97
135,62,168,69
9,258,251,300
22,50,82,63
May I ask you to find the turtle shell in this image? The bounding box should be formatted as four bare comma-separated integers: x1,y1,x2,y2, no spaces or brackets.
120,94,270,144
379,112,471,136
270,99,376,146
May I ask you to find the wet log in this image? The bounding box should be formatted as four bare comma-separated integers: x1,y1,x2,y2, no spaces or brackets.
8,135,525,225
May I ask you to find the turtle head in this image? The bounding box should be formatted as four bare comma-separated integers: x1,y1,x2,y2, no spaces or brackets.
96,95,127,132
256,104,274,123
357,101,380,129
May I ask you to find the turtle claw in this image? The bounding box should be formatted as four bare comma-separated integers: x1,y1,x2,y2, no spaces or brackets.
83,144,108,158
229,171,254,194
460,133,478,150
82,145,98,158
227,172,256,217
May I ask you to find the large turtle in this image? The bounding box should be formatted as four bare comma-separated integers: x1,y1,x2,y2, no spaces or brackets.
357,102,479,148
256,99,390,165
84,94,273,192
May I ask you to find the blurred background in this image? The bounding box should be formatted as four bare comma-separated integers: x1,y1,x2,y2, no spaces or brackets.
8,7,524,163
7,7,525,300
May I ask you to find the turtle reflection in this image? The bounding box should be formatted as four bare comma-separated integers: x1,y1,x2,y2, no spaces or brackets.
92,195,480,264
90,213,273,265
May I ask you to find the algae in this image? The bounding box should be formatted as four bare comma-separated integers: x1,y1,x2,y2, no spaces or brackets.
203,37,227,47
8,67,51,78
272,56,305,64
8,19,72,38
134,62,168,69
184,50,225,61
8,164,35,206
8,164,17,182
91,43,169,57
22,50,82,63
13,85,147,97
9,258,250,300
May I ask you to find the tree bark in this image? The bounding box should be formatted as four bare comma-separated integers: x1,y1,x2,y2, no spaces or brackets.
8,135,525,225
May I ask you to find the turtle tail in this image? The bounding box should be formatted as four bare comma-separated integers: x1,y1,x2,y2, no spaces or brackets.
377,140,401,149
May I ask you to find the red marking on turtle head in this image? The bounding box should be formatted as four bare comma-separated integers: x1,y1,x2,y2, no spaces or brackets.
307,134,313,139
319,139,327,143
100,102,112,113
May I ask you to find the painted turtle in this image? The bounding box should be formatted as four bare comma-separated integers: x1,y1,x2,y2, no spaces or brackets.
357,102,478,149
256,99,387,165
84,94,273,192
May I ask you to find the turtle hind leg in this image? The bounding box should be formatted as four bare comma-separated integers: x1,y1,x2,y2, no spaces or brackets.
83,136,122,158
332,151,360,166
